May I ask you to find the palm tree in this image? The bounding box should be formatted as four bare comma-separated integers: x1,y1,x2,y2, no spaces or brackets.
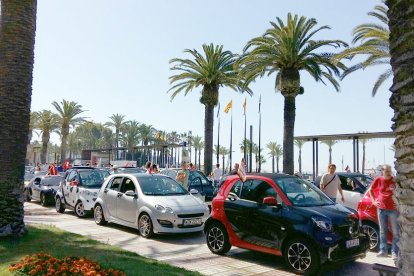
52,100,85,163
321,140,338,165
168,43,251,175
294,139,306,174
386,1,414,272
219,146,229,173
0,0,37,237
120,120,140,161
267,142,283,173
335,3,390,96
240,138,251,168
252,143,265,172
360,138,370,174
239,14,346,174
138,124,155,163
192,136,203,169
105,113,126,160
67,132,80,160
198,141,204,170
28,112,38,145
34,110,60,163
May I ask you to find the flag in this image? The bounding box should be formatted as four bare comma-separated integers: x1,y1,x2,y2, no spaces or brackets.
217,102,220,118
259,95,261,114
243,98,246,115
345,165,351,172
224,100,232,114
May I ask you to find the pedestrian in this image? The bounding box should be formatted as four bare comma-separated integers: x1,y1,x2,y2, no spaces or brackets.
320,164,344,203
238,158,247,182
189,162,196,171
145,161,152,174
49,162,58,175
369,164,399,259
229,163,239,175
152,164,159,174
176,161,190,190
212,164,222,186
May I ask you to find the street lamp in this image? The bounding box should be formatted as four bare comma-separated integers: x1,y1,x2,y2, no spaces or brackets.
188,131,192,163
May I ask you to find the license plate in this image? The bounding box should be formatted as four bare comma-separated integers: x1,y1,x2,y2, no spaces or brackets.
183,218,202,226
346,238,359,248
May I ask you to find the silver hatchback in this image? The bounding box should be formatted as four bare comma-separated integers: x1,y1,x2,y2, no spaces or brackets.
94,173,210,238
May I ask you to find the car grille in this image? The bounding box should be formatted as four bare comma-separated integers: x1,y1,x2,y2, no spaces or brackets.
177,213,204,218
335,219,359,238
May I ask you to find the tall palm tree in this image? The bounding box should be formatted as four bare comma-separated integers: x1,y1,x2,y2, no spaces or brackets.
386,0,414,272
239,14,346,174
120,120,140,160
138,124,155,163
335,3,390,96
67,132,80,161
168,43,251,175
267,142,283,173
219,146,229,173
198,141,204,170
294,139,306,174
240,138,251,168
192,136,203,169
52,100,85,163
321,140,338,165
252,143,265,172
28,112,38,145
34,110,60,163
0,0,37,237
105,113,126,160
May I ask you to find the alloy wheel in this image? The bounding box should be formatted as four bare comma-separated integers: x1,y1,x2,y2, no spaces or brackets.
287,242,312,272
365,225,379,250
207,226,225,251
75,202,86,217
139,215,152,237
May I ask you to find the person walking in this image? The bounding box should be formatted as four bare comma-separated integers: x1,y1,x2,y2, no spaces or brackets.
320,164,344,203
369,164,399,259
145,161,152,174
212,164,222,186
49,162,58,175
176,161,190,190
229,163,240,175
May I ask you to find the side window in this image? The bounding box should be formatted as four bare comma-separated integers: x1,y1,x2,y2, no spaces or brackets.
191,171,209,186
120,178,136,193
107,177,123,191
230,180,243,197
67,171,77,182
240,180,281,204
339,176,356,192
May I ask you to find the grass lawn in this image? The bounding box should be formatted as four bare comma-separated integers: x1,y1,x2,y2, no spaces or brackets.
0,224,200,276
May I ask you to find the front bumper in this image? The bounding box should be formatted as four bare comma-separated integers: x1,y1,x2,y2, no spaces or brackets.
320,233,370,263
151,211,209,234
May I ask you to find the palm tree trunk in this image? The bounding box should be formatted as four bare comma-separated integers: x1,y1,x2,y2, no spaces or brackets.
362,143,366,174
198,150,201,170
386,1,414,274
329,147,332,164
0,0,37,237
299,149,302,174
276,156,280,173
40,131,49,164
282,95,296,174
115,129,119,160
272,156,275,173
204,104,214,175
194,148,198,168
222,154,225,173
60,125,69,163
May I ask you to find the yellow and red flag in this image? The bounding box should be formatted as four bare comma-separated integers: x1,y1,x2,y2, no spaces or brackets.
224,100,232,114
243,98,246,115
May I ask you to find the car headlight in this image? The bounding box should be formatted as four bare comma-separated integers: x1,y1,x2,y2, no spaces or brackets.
155,204,174,214
312,216,333,232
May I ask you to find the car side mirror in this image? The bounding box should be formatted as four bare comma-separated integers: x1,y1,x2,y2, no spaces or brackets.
263,196,278,206
70,180,78,186
125,190,137,198
190,188,199,195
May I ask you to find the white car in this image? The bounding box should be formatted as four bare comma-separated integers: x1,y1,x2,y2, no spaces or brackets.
55,167,110,217
93,173,210,238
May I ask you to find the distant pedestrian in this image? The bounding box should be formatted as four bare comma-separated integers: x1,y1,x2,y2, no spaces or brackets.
320,164,344,203
229,163,239,175
152,164,159,174
369,164,399,259
176,161,190,189
212,164,222,186
189,163,196,171
145,161,152,174
49,162,58,175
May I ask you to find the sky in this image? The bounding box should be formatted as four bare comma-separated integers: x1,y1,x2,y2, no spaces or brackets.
31,0,395,174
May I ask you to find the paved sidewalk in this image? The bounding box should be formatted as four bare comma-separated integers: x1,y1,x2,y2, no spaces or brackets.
24,202,395,276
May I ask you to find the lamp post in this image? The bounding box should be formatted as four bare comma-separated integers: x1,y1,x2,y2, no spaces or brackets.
188,131,192,164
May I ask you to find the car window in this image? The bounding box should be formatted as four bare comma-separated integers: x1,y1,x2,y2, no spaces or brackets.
120,177,136,193
339,176,359,192
67,171,77,182
78,170,109,188
41,176,62,186
137,176,188,196
190,171,209,186
240,180,281,204
355,176,372,188
107,177,123,191
230,180,243,197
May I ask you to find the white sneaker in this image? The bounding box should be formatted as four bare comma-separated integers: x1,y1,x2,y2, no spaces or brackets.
377,251,388,257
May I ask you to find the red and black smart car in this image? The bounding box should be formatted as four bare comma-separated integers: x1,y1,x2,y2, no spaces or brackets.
204,173,369,274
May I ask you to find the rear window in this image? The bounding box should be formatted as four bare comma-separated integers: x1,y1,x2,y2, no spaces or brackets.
41,176,62,186
137,176,188,196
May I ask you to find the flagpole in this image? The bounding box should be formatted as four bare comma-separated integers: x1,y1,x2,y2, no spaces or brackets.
217,103,220,165
229,106,233,171
244,99,247,168
258,95,262,173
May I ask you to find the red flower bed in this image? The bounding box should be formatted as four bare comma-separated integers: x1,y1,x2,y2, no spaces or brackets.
9,253,126,276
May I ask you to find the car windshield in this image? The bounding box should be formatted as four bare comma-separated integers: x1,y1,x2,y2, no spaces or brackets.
118,168,146,174
273,176,333,207
355,175,373,187
137,176,188,196
42,176,62,186
79,170,109,188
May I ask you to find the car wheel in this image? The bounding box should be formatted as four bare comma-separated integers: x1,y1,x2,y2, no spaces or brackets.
40,193,47,207
138,213,154,238
94,204,107,226
75,201,87,218
362,222,380,252
283,238,319,275
206,221,231,255
25,189,31,202
55,197,65,213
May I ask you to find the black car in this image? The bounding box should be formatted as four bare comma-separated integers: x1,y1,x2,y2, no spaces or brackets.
160,169,216,201
24,175,63,206
205,173,370,274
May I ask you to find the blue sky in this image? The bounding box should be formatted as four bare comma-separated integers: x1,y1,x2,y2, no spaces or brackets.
31,0,394,173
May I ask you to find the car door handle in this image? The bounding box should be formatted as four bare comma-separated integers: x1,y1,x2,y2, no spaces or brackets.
227,192,238,201
117,193,123,198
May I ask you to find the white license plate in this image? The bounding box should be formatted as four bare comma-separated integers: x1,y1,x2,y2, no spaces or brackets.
183,218,202,226
346,238,359,248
